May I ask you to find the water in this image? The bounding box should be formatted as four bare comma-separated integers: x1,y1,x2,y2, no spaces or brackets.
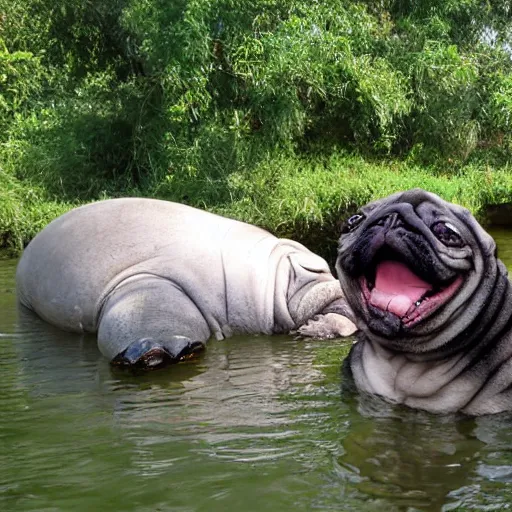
2,230,512,511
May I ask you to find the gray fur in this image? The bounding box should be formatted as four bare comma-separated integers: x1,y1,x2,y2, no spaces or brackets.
16,198,356,362
336,188,512,415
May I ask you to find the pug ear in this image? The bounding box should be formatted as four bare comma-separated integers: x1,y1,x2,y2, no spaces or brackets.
454,208,496,257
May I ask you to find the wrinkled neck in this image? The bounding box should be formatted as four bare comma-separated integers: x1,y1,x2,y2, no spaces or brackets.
459,266,512,359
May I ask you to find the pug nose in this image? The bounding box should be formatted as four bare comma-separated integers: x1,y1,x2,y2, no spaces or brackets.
377,213,405,229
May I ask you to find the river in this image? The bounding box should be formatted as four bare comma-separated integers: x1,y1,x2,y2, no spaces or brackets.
2,230,512,511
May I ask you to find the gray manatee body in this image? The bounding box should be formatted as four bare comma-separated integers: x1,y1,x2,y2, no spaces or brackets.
336,188,512,416
17,198,355,367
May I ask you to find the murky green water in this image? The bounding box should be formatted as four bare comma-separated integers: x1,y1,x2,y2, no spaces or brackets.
2,230,512,511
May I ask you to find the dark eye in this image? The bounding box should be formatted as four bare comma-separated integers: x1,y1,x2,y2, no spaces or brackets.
432,221,465,247
341,214,365,234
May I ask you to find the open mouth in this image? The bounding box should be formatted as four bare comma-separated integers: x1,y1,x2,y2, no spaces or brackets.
360,257,464,328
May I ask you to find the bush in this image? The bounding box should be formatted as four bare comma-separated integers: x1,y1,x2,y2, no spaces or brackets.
1,0,512,251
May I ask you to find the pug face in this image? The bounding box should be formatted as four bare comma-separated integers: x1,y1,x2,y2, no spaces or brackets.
336,189,503,356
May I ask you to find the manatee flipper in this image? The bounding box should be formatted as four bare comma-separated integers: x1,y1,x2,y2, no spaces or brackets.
111,336,205,369
297,313,357,339
98,275,210,368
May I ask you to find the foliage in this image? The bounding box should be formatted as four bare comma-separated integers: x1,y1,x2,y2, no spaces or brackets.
0,169,70,251
0,44,46,133
211,151,512,263
1,0,512,250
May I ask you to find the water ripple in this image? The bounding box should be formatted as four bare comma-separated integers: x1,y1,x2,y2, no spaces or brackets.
3,257,512,511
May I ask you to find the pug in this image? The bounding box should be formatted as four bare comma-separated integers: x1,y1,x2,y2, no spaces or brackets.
336,188,512,415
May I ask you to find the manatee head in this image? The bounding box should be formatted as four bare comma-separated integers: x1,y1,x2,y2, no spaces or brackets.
335,188,508,356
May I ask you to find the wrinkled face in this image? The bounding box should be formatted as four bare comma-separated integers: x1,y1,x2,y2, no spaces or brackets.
336,189,499,353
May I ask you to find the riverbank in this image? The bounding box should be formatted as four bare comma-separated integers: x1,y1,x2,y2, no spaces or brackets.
4,1,512,260
3,150,512,262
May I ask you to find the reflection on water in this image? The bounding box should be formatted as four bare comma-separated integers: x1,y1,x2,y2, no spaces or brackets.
339,404,481,510
2,230,512,511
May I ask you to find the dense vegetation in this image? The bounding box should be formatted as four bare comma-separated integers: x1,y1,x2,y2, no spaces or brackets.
2,0,512,258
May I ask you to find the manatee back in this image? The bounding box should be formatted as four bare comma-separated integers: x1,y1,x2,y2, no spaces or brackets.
16,198,271,333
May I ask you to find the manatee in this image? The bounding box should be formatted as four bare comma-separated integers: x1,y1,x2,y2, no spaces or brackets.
336,188,512,415
16,198,356,368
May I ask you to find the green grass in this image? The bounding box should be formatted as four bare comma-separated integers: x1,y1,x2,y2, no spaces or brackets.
2,150,512,259
208,152,512,263
0,170,72,253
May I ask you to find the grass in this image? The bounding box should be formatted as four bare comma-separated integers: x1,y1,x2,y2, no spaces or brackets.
0,170,72,253
209,152,512,263
2,150,512,259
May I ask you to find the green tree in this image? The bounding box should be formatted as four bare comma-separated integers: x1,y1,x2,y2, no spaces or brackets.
1,0,512,204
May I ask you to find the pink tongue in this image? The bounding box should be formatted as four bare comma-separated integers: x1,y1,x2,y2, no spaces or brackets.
369,261,433,317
